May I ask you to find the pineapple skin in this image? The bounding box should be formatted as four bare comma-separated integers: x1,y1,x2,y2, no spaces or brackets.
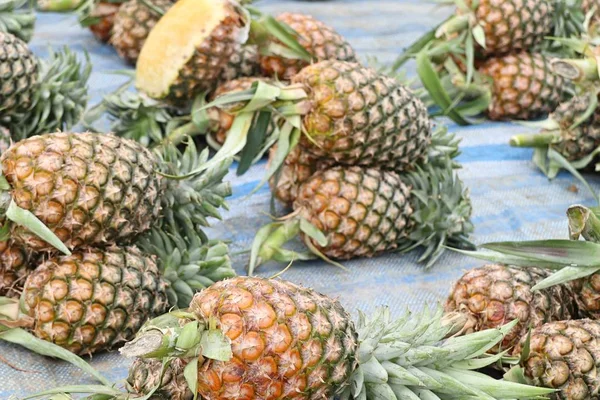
189,276,358,400
1,132,165,252
292,60,432,171
515,319,600,400
111,0,174,65
547,95,600,162
463,0,554,55
294,166,413,259
164,2,247,105
127,358,193,400
219,45,260,83
0,126,11,155
268,145,333,208
0,240,33,298
89,2,122,43
446,264,577,351
260,13,357,80
0,32,38,117
479,52,568,121
22,246,169,355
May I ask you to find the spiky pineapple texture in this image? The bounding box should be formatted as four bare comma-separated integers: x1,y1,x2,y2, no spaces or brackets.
111,0,174,65
479,52,569,120
0,132,165,251
219,44,260,82
0,239,32,298
514,319,600,400
21,246,169,355
446,264,577,351
0,32,38,117
127,357,193,400
458,0,554,55
292,60,432,171
260,12,357,80
3,47,91,141
88,1,121,42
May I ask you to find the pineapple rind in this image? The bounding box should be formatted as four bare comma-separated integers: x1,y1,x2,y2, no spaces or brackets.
0,32,38,118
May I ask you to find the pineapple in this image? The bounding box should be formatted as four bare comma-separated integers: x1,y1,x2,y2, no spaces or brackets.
446,264,577,351
0,32,38,117
0,240,32,298
127,357,193,400
510,94,600,178
251,158,473,270
0,227,235,355
218,44,260,82
113,276,553,400
135,0,310,105
478,52,569,121
88,1,121,42
111,0,174,65
0,133,232,253
259,12,357,80
206,60,433,177
512,319,600,399
0,126,11,155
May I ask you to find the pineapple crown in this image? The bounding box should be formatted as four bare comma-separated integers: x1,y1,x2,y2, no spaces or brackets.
156,139,233,235
510,91,600,179
2,47,91,141
84,80,208,148
138,226,236,309
340,307,554,400
454,204,600,292
0,0,35,43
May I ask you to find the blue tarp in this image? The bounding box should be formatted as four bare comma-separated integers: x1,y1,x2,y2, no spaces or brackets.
2,1,599,397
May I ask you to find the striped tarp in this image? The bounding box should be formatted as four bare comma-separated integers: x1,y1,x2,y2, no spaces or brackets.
2,1,598,397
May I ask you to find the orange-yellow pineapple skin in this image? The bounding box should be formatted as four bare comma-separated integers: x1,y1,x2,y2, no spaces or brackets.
462,0,554,55
260,13,357,80
0,132,165,251
294,166,413,259
189,276,358,400
478,52,568,120
22,246,169,355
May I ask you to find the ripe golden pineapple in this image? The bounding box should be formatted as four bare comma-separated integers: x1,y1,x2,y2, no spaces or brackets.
446,264,577,351
0,132,232,253
111,0,174,65
20,246,169,355
136,0,250,105
478,52,568,120
260,13,357,80
88,1,121,42
0,240,32,298
118,277,553,400
251,159,473,270
0,32,38,117
510,94,600,178
513,319,600,399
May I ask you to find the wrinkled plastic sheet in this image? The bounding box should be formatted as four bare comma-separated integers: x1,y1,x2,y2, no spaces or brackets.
3,1,600,397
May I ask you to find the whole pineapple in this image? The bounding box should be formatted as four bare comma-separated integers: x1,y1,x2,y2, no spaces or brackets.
252,159,473,270
0,32,38,117
0,240,32,298
117,277,553,400
20,246,169,355
510,94,600,178
446,264,577,351
513,319,600,399
111,0,174,65
260,12,357,80
478,52,568,120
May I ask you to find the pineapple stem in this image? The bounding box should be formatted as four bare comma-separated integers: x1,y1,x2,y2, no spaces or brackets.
257,220,301,264
552,58,598,81
567,205,600,242
161,121,203,147
509,132,558,147
435,14,471,38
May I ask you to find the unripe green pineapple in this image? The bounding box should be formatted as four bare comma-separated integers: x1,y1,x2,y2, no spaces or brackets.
111,0,174,65
0,32,38,117
127,356,193,399
446,264,578,351
260,12,357,80
109,277,553,400
0,132,232,253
